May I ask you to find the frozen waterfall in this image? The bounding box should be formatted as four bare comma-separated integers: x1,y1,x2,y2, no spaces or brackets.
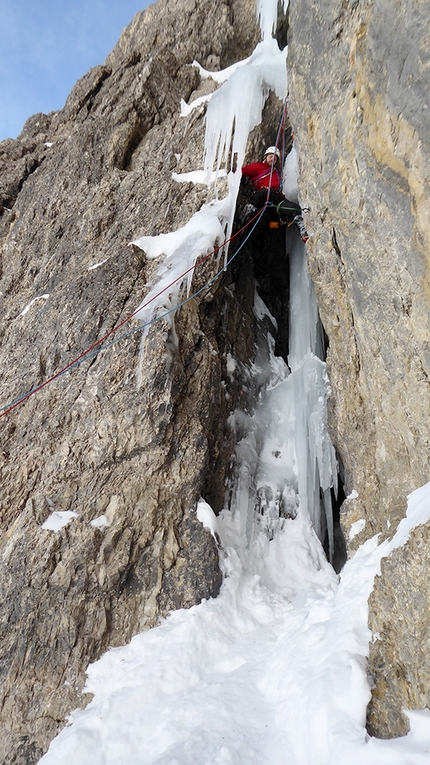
228,141,338,562
228,236,338,561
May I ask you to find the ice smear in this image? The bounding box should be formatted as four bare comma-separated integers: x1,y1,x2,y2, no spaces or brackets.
253,288,278,328
41,511,78,531
38,483,430,765
282,141,300,201
19,294,50,316
285,157,337,557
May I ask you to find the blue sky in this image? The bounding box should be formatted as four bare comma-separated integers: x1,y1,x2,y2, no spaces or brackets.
0,0,152,141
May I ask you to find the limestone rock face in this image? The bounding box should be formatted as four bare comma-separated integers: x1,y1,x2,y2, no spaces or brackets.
288,0,430,739
367,519,430,737
0,1,264,761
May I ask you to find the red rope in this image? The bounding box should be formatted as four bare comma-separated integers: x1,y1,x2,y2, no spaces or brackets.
0,210,262,419
1,101,290,421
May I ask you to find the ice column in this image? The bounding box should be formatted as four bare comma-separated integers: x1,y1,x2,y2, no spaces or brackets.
285,144,337,559
288,234,338,560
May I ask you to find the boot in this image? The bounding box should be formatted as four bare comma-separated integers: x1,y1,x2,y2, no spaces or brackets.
293,215,309,243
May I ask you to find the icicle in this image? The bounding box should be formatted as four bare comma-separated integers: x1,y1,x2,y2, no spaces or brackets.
256,0,290,41
288,243,320,369
131,15,288,356
204,42,287,182
203,39,288,257
285,230,338,561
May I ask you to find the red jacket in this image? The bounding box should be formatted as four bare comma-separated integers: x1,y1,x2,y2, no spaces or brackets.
242,161,281,192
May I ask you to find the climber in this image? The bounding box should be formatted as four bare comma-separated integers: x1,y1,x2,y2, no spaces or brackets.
241,146,309,242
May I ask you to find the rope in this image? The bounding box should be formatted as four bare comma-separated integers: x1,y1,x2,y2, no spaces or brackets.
280,98,289,187
0,206,267,419
2,101,291,420
266,99,289,203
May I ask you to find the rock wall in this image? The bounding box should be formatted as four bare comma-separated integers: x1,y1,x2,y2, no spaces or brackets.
0,1,270,761
288,0,430,738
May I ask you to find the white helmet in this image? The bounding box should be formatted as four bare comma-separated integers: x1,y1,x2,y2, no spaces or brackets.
264,146,280,159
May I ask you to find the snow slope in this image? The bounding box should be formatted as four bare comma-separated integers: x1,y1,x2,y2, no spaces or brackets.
39,485,430,765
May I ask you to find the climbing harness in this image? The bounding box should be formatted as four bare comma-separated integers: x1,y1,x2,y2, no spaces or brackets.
0,206,267,419
276,200,302,222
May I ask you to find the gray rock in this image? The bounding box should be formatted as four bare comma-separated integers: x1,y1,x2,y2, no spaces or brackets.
288,0,430,738
367,520,430,737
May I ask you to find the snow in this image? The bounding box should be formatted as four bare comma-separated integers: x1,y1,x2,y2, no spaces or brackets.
350,519,366,540
19,293,49,316
90,515,110,530
131,201,226,335
387,480,430,551
88,258,108,271
180,93,213,117
38,483,430,765
196,499,219,541
171,169,227,185
192,57,252,85
41,511,78,531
